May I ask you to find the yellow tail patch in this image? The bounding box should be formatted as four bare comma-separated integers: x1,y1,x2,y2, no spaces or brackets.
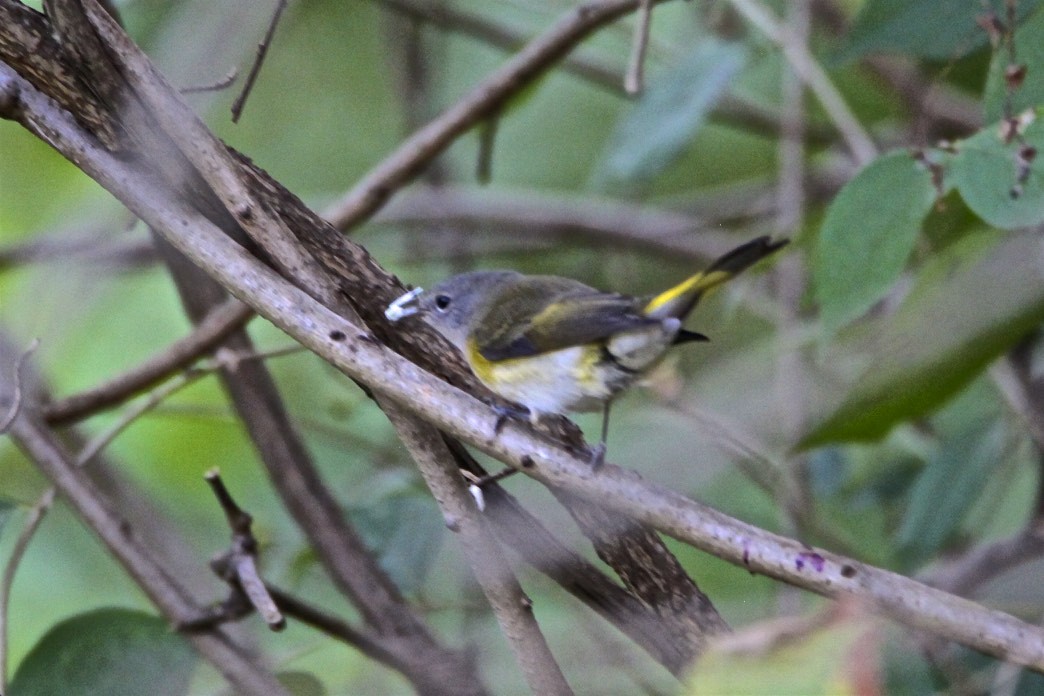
642,269,733,319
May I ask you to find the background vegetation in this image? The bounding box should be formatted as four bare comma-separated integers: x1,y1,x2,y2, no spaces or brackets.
2,0,1044,693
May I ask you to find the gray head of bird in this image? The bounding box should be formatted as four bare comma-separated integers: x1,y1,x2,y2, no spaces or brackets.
384,270,521,353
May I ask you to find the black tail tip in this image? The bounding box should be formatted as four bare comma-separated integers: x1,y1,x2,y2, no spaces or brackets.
708,236,790,275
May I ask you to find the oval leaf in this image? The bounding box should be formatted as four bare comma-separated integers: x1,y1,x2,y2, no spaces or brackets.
837,0,1043,62
983,6,1044,123
802,231,1044,446
9,608,197,696
814,150,938,334
951,115,1044,230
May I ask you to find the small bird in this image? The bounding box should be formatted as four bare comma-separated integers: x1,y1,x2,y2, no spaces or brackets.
386,236,787,467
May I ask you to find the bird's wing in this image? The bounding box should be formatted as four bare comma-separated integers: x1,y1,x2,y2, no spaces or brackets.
474,280,654,362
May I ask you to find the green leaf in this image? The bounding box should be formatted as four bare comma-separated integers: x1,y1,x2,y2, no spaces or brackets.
684,617,876,695
814,151,938,333
837,0,1044,62
983,7,1044,123
9,608,197,696
278,671,327,696
596,39,746,186
802,231,1044,446
896,405,1005,567
951,115,1044,229
351,494,443,595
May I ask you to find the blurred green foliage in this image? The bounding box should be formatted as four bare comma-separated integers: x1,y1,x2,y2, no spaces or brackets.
2,0,1044,694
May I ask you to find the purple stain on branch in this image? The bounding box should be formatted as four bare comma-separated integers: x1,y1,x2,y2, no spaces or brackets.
795,551,825,572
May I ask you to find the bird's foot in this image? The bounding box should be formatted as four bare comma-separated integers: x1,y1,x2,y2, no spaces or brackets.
587,442,607,471
490,402,532,434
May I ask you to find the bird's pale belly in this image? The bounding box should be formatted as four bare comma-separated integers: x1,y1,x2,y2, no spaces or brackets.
469,345,630,417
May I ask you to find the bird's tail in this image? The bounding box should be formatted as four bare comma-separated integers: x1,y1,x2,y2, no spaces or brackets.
642,236,788,320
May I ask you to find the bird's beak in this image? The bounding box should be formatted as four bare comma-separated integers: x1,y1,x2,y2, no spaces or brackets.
385,287,424,321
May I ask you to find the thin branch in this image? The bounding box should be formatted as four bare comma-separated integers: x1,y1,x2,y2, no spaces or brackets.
373,0,835,144
384,407,574,696
73,344,301,467
0,232,154,270
230,0,286,123
726,0,877,165
73,361,205,467
368,184,744,260
327,0,677,232
181,67,238,95
0,336,289,695
82,0,343,306
623,0,653,94
920,523,1044,598
199,469,285,630
0,338,38,433
0,487,54,690
43,298,254,425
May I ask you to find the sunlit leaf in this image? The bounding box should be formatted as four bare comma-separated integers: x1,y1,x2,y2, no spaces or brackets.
814,150,938,333
596,39,746,186
837,0,1043,62
802,231,1044,446
951,115,1044,229
684,613,879,695
9,608,197,696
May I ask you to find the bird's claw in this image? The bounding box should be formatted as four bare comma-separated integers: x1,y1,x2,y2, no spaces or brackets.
490,403,531,435
588,442,606,470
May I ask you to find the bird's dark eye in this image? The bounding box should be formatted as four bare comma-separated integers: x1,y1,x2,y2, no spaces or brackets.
434,294,452,311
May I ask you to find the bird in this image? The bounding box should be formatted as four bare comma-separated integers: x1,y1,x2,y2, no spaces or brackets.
385,235,787,467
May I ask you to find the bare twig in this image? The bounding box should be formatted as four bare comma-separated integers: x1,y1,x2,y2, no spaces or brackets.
81,0,342,306
0,233,154,270
623,0,653,94
0,336,289,695
0,488,54,690
73,344,300,467
43,298,254,425
327,0,677,232
73,365,206,467
372,0,837,144
921,523,1044,598
384,408,574,696
230,0,286,122
0,338,38,434
181,67,238,95
726,0,877,165
367,184,743,260
188,469,285,631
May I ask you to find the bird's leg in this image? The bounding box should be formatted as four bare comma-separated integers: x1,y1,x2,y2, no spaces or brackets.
589,400,611,470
